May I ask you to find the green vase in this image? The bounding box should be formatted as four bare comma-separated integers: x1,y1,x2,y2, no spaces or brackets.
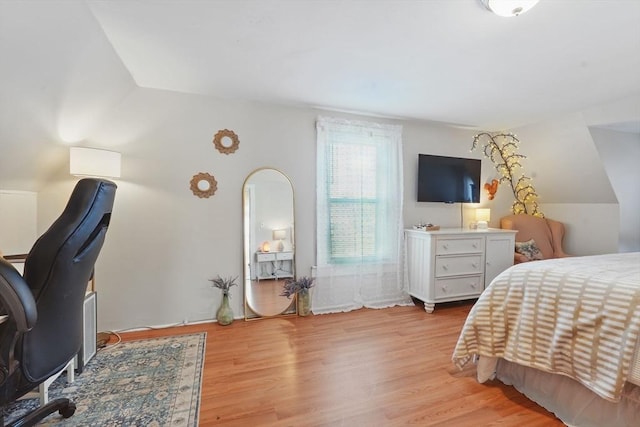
297,290,311,316
216,293,234,326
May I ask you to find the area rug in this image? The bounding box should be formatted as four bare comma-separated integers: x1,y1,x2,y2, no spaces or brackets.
4,332,206,426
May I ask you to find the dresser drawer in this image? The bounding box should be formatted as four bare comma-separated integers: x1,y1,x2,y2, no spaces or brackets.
436,237,483,255
256,252,276,262
434,275,483,298
435,254,483,277
276,251,294,261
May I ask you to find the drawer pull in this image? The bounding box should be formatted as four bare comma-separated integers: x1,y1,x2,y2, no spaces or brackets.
441,264,448,271
470,282,477,289
471,262,478,268
442,244,448,250
472,243,478,248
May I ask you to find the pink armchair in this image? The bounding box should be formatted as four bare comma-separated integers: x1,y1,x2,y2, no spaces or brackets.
500,214,569,264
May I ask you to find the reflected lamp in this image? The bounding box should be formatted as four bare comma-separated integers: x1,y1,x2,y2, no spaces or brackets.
273,229,287,251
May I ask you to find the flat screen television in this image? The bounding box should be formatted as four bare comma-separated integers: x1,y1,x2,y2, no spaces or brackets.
417,154,481,203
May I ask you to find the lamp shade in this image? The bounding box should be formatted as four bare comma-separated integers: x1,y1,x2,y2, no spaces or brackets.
70,147,121,178
476,208,491,230
272,229,287,240
273,229,287,251
475,208,491,222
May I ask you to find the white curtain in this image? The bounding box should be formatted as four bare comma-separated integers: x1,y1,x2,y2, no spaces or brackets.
313,116,411,314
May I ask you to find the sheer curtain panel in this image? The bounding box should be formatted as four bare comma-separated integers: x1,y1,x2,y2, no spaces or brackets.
313,116,410,314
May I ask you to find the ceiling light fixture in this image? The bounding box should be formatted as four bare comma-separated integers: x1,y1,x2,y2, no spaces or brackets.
481,0,539,17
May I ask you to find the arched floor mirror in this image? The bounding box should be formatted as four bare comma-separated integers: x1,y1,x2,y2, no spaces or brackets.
243,168,296,319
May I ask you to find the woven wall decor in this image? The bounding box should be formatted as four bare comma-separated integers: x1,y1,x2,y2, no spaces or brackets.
213,129,239,154
190,172,218,198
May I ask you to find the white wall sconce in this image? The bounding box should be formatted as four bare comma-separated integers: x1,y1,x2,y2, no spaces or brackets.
481,0,539,17
476,208,491,230
70,147,121,178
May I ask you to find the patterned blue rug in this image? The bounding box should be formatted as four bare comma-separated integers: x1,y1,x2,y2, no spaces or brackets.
4,333,206,426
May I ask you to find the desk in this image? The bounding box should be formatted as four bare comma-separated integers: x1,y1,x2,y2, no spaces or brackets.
255,251,294,280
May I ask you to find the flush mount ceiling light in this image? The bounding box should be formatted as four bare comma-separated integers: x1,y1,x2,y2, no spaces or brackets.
481,0,540,17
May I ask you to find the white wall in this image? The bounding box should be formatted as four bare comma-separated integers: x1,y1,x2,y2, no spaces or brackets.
0,191,37,255
590,127,640,252
0,1,136,191
512,113,617,204
33,88,499,331
1,0,632,329
540,203,619,255
497,112,624,256
36,89,325,330
31,87,633,331
402,121,484,229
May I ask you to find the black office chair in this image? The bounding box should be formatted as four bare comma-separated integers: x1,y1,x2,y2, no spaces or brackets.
0,178,116,426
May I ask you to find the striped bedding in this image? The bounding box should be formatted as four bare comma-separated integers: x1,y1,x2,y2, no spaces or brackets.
452,252,640,402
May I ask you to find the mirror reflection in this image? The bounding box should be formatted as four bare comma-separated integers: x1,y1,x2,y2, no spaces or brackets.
197,180,210,191
243,168,296,319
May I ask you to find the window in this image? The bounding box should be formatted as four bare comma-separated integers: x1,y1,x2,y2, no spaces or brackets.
314,117,407,313
316,117,402,265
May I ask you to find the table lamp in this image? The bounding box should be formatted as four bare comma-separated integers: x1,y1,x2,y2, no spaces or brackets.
70,147,121,178
273,229,287,251
476,208,491,230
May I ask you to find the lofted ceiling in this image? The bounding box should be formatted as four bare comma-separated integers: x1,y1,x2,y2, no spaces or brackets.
1,0,639,191
83,0,640,130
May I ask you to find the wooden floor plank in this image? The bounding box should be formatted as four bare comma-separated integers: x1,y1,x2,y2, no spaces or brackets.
113,302,564,426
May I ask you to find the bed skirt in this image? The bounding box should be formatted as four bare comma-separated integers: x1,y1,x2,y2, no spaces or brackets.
494,359,640,427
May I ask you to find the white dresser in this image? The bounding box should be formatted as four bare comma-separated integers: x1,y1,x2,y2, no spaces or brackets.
255,251,294,280
405,228,516,313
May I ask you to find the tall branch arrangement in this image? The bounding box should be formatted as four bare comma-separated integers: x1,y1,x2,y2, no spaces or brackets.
471,132,544,217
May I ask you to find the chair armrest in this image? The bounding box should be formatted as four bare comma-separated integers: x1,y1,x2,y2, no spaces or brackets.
0,258,37,332
513,252,529,264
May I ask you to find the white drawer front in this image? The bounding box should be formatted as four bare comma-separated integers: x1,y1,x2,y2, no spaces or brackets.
256,253,276,262
435,275,483,298
436,237,483,255
276,252,294,260
435,254,483,277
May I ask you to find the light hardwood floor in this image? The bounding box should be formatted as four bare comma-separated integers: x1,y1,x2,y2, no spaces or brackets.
117,302,563,426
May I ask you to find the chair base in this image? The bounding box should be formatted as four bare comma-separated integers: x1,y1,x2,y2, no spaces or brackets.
4,397,76,427
38,359,74,405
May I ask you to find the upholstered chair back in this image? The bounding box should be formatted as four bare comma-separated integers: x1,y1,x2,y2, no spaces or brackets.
500,214,568,263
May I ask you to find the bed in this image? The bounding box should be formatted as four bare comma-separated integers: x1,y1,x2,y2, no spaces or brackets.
452,252,640,426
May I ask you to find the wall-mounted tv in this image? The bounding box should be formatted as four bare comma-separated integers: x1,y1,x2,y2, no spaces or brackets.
417,154,481,203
